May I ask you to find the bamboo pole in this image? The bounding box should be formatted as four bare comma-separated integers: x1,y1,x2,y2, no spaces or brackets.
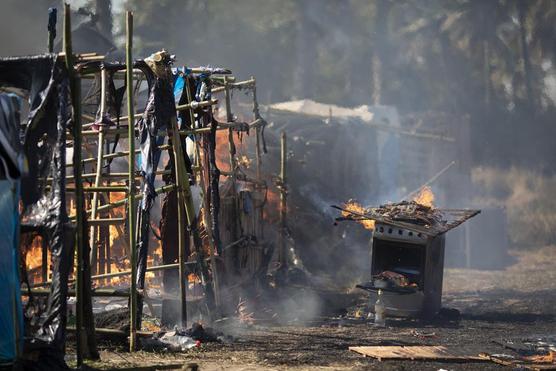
88,218,126,226
78,119,263,138
63,5,84,366
224,76,236,173
25,288,133,297
31,261,201,288
211,78,255,93
252,78,264,241
252,78,262,182
90,68,107,275
79,99,216,126
65,145,171,167
67,327,154,338
169,114,188,328
47,7,56,53
279,131,287,269
82,186,129,192
175,98,218,112
125,11,138,352
68,184,176,220
185,78,221,308
66,144,170,168
59,170,170,181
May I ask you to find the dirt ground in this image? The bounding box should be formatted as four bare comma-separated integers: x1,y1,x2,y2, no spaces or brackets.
75,246,556,370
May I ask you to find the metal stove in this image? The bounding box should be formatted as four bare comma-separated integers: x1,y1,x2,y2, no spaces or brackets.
368,222,445,317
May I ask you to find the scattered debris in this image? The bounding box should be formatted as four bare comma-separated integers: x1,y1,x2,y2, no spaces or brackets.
141,322,225,352
410,330,437,338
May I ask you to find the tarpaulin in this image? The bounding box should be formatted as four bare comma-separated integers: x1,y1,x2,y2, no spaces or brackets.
0,93,24,363
0,55,72,355
135,53,176,294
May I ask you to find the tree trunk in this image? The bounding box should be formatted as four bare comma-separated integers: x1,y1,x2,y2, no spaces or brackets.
95,0,113,41
518,1,534,109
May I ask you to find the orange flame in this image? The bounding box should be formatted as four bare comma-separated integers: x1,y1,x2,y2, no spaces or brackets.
23,234,50,284
342,201,375,230
413,186,435,208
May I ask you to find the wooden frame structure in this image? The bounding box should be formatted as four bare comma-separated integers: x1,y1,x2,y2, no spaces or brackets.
20,5,281,367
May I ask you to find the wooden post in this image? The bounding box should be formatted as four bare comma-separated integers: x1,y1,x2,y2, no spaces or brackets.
47,7,56,53
169,115,188,328
125,11,138,352
185,78,221,308
89,68,107,275
252,78,264,240
63,3,101,364
279,131,287,269
224,76,236,173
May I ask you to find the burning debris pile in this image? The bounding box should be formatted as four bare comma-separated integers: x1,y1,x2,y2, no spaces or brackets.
335,187,480,318
335,187,480,237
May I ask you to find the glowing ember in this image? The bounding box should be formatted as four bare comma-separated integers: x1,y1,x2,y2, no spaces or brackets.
342,200,375,230
413,186,435,208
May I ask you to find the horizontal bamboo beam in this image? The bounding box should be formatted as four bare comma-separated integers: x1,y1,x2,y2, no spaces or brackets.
66,144,171,167
88,218,126,226
32,262,183,288
210,76,235,84
67,327,153,338
24,288,131,297
81,118,262,138
179,118,263,136
67,184,176,221
211,78,256,93
175,99,218,112
82,127,134,136
61,170,171,181
58,52,105,62
81,99,216,126
82,186,129,192
79,69,146,78
88,263,182,282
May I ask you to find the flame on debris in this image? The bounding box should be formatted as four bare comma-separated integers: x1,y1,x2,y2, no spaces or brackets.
342,201,375,230
413,186,435,208
24,234,50,284
106,190,130,286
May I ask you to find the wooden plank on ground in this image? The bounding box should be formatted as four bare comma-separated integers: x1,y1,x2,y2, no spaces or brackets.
349,346,485,361
479,353,556,370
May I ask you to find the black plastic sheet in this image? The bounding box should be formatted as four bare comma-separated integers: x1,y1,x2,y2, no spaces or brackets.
0,55,72,355
135,56,175,292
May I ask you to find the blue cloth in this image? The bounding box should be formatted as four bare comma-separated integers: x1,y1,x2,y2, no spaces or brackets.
0,180,23,363
0,93,23,362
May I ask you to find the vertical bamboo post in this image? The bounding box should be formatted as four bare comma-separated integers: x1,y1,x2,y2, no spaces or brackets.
90,68,107,275
185,79,221,308
252,78,264,242
47,7,56,53
125,11,138,352
279,131,287,269
252,77,262,182
64,3,84,366
170,115,188,328
224,76,236,173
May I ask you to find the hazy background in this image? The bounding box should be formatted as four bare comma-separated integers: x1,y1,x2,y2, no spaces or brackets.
1,0,555,250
